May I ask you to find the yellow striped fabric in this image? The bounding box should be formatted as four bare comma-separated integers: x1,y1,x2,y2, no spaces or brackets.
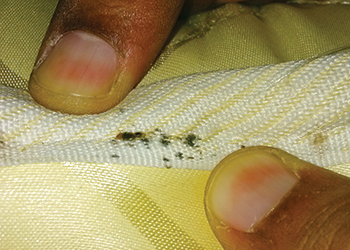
1,1,350,249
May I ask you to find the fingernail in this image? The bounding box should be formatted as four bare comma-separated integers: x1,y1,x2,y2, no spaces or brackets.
31,31,118,97
206,151,298,232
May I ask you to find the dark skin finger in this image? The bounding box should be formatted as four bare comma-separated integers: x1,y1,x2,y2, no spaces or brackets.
28,0,240,114
205,146,350,250
29,0,185,114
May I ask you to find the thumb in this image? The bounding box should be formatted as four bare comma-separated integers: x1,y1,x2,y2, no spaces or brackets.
205,146,350,250
28,0,185,114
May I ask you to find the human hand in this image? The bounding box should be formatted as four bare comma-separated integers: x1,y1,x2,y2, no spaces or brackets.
28,0,239,115
205,146,350,250
27,1,350,249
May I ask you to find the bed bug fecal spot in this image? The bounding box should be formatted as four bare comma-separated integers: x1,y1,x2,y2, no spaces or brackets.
111,154,120,158
160,135,171,147
163,157,170,162
116,132,135,141
175,152,184,159
141,138,150,148
123,132,135,141
187,156,195,160
141,138,149,143
135,132,143,138
184,133,199,147
116,131,146,141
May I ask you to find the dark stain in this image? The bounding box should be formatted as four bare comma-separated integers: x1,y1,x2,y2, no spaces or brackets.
116,131,146,141
175,152,184,159
160,135,171,147
163,157,170,162
111,154,120,158
113,131,202,152
184,133,199,147
187,156,195,160
166,165,172,169
141,138,150,148
135,132,143,138
241,145,246,149
116,132,136,141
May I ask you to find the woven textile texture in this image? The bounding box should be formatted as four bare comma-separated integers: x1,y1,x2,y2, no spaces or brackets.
1,1,350,249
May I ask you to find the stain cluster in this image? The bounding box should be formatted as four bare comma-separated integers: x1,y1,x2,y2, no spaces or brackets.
184,133,199,147
160,135,171,147
175,152,184,159
111,129,203,168
116,132,145,141
113,131,150,148
159,133,200,148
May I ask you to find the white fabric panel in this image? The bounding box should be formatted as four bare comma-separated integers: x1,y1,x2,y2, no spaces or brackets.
1,50,350,171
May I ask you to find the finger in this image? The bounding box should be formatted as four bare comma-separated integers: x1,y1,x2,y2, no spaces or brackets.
205,146,350,250
28,0,185,114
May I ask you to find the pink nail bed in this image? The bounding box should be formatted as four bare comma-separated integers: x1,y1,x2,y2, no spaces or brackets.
34,31,118,97
208,152,298,232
